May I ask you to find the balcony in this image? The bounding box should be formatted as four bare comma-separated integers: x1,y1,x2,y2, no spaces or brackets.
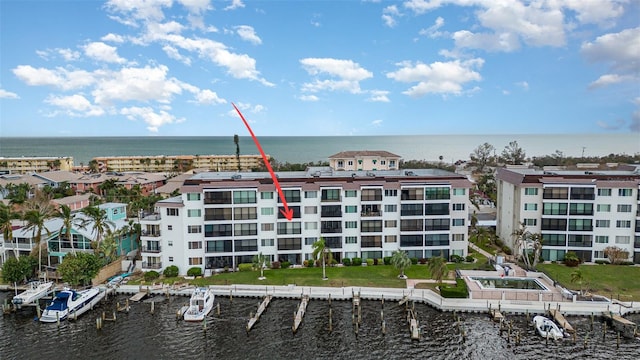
361,210,382,217
142,262,162,270
141,212,161,221
141,246,162,253
141,230,161,237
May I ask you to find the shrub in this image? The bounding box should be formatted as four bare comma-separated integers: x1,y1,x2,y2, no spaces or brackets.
494,238,504,248
377,258,383,265
330,258,338,266
281,261,291,269
595,259,609,265
465,255,474,263
238,263,253,272
373,258,379,265
366,259,374,266
410,258,418,265
563,251,580,267
163,265,179,278
352,258,362,266
271,261,281,269
501,246,512,255
383,256,391,265
303,260,310,267
440,279,468,298
342,258,352,266
187,267,202,277
620,261,634,266
450,254,463,263
144,270,160,282
418,258,427,264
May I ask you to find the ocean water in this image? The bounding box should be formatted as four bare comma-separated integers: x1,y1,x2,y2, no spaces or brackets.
0,134,638,166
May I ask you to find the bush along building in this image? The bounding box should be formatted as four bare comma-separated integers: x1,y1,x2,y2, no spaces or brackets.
139,167,472,275
496,166,640,264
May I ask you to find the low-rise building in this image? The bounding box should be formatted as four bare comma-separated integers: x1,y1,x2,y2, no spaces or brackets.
92,154,267,173
0,156,74,174
139,167,472,275
328,151,401,171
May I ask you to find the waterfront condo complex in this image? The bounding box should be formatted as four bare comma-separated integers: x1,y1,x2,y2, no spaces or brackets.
496,166,640,264
139,167,472,274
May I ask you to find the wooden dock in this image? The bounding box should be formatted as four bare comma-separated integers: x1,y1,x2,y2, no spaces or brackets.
129,291,148,302
489,308,504,322
247,295,272,332
407,308,420,340
548,309,574,333
602,312,637,338
292,295,309,333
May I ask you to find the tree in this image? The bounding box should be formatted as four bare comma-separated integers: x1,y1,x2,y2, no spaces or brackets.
57,252,102,286
570,269,586,295
1,256,37,284
603,246,629,265
22,191,55,277
97,233,118,264
391,250,411,279
252,252,269,280
312,237,332,280
81,205,115,244
427,257,447,285
501,140,526,165
54,204,82,255
469,142,495,173
511,222,542,270
0,202,20,257
233,134,241,171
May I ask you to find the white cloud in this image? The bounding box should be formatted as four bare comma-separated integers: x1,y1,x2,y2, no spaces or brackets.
92,65,183,105
194,89,226,105
12,65,95,90
300,58,373,94
0,88,19,99
582,27,640,76
562,0,625,26
631,110,640,132
235,25,262,45
299,95,319,102
177,0,211,14
101,33,125,43
58,48,81,61
84,42,126,63
403,0,442,15
224,0,245,11
45,94,105,117
120,106,182,132
596,118,626,130
452,30,521,52
588,74,633,89
382,5,401,28
162,45,192,65
371,119,383,127
386,58,483,97
419,16,445,38
515,81,529,90
105,0,172,24
368,90,390,102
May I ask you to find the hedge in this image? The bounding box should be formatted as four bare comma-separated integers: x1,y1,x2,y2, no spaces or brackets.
440,279,469,298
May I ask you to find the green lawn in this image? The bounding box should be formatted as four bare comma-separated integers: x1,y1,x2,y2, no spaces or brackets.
537,263,640,300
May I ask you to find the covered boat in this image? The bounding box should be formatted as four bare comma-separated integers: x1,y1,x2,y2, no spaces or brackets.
11,281,54,308
533,315,565,340
183,287,215,322
39,287,104,323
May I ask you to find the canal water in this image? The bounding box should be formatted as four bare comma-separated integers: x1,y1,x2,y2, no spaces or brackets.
1,291,639,359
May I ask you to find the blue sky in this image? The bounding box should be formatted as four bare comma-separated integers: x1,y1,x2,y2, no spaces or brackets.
0,0,638,137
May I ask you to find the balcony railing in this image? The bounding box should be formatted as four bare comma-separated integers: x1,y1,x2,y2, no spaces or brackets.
142,262,162,269
141,246,162,253
361,210,382,217
141,230,161,237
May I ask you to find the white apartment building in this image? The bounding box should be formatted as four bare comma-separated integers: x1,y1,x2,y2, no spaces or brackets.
496,167,640,264
139,167,472,275
328,151,401,171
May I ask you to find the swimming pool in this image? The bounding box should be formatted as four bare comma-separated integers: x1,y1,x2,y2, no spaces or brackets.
470,277,548,291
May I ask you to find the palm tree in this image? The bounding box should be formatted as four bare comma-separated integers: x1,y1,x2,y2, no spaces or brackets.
0,202,20,257
252,252,269,280
427,257,448,286
233,134,241,171
511,222,542,270
22,193,55,277
81,205,115,245
570,269,585,295
391,250,411,279
54,204,82,255
97,233,118,264
312,237,332,280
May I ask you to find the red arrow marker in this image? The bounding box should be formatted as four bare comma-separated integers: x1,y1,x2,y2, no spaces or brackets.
232,103,293,221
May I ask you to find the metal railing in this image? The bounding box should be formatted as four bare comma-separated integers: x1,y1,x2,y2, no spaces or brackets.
141,262,162,269
141,246,162,253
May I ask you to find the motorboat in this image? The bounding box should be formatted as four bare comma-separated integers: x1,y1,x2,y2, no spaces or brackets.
533,315,565,340
39,287,105,323
11,281,54,308
183,287,215,322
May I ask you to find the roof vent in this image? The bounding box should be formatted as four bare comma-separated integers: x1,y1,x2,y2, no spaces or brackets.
231,174,241,180
366,172,375,177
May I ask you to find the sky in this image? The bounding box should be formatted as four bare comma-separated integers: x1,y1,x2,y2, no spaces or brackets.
0,0,638,137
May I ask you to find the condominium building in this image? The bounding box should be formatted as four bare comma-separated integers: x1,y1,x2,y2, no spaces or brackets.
139,167,472,275
0,156,74,174
496,167,640,264
92,154,267,173
328,151,401,171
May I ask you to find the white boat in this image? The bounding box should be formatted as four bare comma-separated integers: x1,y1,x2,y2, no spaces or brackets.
533,315,565,340
11,281,54,308
183,287,215,322
39,287,105,323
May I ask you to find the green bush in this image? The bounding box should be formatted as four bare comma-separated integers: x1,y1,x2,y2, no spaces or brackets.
450,254,463,263
563,251,580,267
187,267,202,277
440,279,468,298
271,261,281,269
281,261,291,269
238,263,253,272
410,258,418,265
352,258,362,266
465,255,474,263
330,258,338,266
383,257,391,265
501,246,513,255
366,259,374,266
595,259,609,265
163,265,179,278
620,261,634,266
342,258,352,266
144,270,160,282
377,258,383,265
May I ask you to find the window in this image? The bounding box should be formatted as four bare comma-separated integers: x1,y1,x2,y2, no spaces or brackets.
169,257,174,262
187,209,201,217
361,189,382,201
618,188,632,196
233,190,257,204
205,208,232,221
337,160,344,168
542,203,568,215
425,187,450,200
305,191,317,198
234,223,257,236
234,207,257,220
188,225,202,234
384,204,397,213
425,234,449,246
345,205,357,213
304,206,317,214
595,220,610,228
380,160,386,165
261,192,274,200
569,203,593,215
541,218,567,231
617,220,631,228
187,193,201,201
389,160,396,167
596,204,611,212
384,220,397,228
324,236,342,248
261,223,274,231
188,241,202,249
168,240,173,246
453,188,466,196
524,188,538,195
401,188,423,201
205,191,232,204
321,205,342,217
345,190,357,197
597,188,612,196
452,203,465,211
568,219,592,231
234,239,258,252
617,204,632,212
261,207,274,216
400,234,423,247
594,251,605,259
345,221,358,229
348,161,353,166
206,224,233,237
542,234,566,246
452,218,465,226
425,203,449,215
425,219,449,231
524,203,538,211
261,238,274,246
278,237,302,251
452,234,465,241
321,221,341,233
524,218,537,226
167,225,173,231
570,187,595,200
401,219,423,231
361,236,382,248
595,236,609,244
615,236,631,244
385,189,398,197
401,203,423,216
304,222,317,230
568,235,592,247
279,189,301,203
304,237,317,245
543,187,568,199
206,240,231,252
345,236,357,244
166,208,179,216
277,222,302,235
385,235,397,243
321,189,341,201
361,220,382,232
189,257,202,265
